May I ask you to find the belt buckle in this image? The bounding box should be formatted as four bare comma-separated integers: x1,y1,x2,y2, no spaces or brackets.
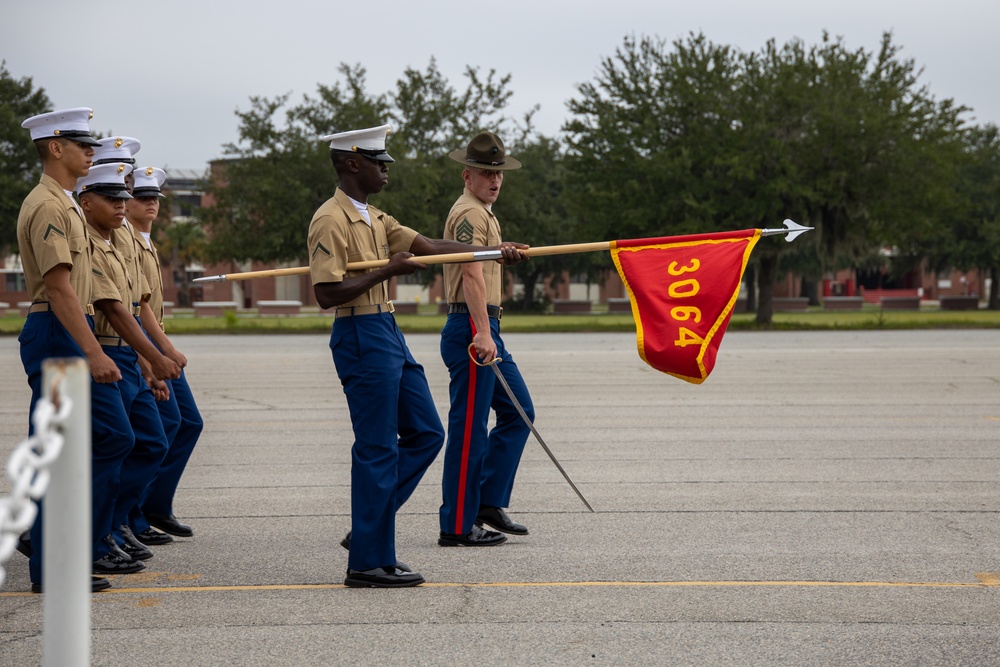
496,306,503,320
386,301,395,314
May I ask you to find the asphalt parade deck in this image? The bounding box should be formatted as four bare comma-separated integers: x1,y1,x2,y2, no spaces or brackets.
2,330,999,666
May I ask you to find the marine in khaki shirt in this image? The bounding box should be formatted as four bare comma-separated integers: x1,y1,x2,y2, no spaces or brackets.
124,165,200,541
308,188,418,308
77,164,180,382
443,187,504,307
17,107,120,591
16,121,121,386
305,124,527,589
90,225,144,338
125,166,189,380
437,131,535,546
18,173,94,309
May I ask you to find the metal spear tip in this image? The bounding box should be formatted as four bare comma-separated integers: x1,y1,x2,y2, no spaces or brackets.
761,219,814,242
193,274,227,283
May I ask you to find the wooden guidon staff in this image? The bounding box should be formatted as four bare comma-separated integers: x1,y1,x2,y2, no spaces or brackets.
192,220,812,283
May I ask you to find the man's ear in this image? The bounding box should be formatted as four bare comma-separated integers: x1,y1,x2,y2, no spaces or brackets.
47,139,64,161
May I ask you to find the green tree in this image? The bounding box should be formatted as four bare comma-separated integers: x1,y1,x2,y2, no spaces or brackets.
563,34,743,243
379,60,515,245
497,130,587,311
564,32,966,325
0,61,51,255
200,63,388,264
155,218,207,307
917,124,1000,308
737,34,965,322
201,61,518,271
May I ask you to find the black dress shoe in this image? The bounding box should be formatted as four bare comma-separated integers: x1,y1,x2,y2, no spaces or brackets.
104,534,134,562
476,506,529,535
147,513,193,537
119,526,153,561
438,524,507,547
344,566,424,588
135,527,173,545
339,530,410,570
31,577,112,594
16,532,31,558
93,550,146,575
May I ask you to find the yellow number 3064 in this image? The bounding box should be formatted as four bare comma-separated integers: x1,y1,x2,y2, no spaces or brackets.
668,258,705,348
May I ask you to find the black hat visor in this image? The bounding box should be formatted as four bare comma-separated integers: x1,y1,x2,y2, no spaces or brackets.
82,184,133,200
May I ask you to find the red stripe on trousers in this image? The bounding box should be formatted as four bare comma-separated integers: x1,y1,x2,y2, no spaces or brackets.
454,317,478,534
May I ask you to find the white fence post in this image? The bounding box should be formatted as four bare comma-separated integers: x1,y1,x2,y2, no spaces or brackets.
42,358,91,667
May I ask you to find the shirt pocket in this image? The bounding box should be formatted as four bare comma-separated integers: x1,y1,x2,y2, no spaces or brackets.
347,250,379,263
486,223,501,247
68,231,87,257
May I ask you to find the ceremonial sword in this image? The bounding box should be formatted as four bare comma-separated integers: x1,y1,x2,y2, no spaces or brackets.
469,344,595,512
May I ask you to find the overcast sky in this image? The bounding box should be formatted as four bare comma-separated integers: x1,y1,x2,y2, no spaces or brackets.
3,0,997,171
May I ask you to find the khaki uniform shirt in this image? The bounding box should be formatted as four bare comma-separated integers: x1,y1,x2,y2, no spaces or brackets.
443,187,503,306
113,220,150,317
16,173,93,308
131,225,165,325
307,188,418,308
88,225,135,338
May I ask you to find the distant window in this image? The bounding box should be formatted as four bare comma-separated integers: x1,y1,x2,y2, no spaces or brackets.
5,273,26,291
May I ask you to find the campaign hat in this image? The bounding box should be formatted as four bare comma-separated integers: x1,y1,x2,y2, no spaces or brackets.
21,107,101,146
93,136,141,165
448,131,521,171
132,166,167,198
76,163,134,199
320,124,394,163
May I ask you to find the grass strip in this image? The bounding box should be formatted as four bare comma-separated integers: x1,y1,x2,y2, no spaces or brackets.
1,307,998,335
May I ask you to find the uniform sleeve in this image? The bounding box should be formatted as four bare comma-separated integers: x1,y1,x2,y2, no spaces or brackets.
308,213,349,285
90,248,122,304
384,212,419,254
139,270,151,302
448,206,491,246
26,200,79,276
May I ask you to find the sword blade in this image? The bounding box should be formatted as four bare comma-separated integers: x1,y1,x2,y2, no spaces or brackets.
489,363,594,512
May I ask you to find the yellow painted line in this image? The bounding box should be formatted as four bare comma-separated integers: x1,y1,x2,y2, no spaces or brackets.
975,572,1000,585
2,574,997,597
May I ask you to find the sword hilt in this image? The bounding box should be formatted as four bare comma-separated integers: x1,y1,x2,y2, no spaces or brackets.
467,343,501,367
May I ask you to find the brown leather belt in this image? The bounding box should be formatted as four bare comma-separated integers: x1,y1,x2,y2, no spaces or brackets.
28,302,96,315
448,303,503,320
97,335,130,348
335,302,394,318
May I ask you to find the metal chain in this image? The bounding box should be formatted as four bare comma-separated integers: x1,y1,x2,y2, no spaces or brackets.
0,377,73,588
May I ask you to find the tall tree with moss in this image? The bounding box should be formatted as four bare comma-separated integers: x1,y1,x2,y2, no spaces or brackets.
0,61,51,256
563,32,967,325
915,124,1000,308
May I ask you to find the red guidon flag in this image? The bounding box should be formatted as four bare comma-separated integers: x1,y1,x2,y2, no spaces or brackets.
611,229,761,384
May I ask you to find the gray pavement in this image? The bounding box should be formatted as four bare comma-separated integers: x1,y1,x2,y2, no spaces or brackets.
1,329,999,666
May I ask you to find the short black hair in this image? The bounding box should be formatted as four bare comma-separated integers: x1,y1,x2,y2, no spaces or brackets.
330,149,353,175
